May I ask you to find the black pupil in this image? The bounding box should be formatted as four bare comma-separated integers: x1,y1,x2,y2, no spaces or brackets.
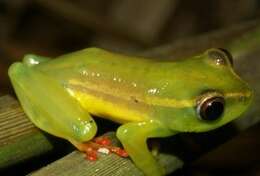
201,98,224,121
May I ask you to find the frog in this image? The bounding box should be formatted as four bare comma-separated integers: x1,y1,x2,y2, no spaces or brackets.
8,47,252,176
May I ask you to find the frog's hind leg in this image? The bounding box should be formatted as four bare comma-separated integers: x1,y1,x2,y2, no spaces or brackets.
8,62,97,144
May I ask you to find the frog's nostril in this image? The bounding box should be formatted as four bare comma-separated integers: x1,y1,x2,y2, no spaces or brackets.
242,90,253,106
239,95,247,103
248,90,253,102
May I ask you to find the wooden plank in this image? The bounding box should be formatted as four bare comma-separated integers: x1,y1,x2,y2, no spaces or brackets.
0,95,54,169
28,133,183,176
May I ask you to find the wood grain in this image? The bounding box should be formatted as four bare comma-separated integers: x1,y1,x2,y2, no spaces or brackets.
28,132,183,176
0,95,54,169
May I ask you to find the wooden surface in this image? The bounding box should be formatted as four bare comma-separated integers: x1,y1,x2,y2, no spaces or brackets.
0,95,54,170
29,151,145,176
28,133,183,176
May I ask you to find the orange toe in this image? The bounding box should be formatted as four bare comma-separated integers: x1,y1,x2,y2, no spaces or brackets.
72,135,128,161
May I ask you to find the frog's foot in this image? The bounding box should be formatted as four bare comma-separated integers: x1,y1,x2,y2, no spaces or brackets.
72,136,128,161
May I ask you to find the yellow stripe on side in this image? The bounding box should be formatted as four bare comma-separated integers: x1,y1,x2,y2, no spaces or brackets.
145,91,251,108
67,88,149,124
146,97,195,108
68,79,251,110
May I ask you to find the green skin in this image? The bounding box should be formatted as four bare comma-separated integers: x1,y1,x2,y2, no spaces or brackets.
8,48,252,176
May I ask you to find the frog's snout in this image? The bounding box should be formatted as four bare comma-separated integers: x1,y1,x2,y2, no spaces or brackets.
235,85,253,114
243,89,253,106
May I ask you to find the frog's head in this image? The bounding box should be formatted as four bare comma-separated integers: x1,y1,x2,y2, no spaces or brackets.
160,48,253,132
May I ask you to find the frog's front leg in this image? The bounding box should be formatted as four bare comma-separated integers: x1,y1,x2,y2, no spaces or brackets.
116,120,176,176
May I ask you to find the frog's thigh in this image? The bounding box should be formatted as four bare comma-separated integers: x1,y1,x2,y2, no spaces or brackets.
9,63,97,142
23,54,51,66
116,121,173,176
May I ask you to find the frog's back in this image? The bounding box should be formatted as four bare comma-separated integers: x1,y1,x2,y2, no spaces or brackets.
35,48,155,123
37,48,148,69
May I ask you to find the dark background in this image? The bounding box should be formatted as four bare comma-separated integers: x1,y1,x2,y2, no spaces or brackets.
1,0,260,94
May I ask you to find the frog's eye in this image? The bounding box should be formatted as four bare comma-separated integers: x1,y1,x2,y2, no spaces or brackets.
196,93,225,121
207,48,233,67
